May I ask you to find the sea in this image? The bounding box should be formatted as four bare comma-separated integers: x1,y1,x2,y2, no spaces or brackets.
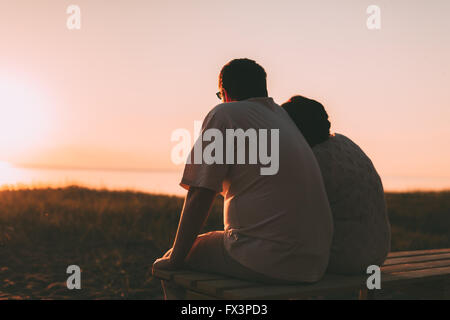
1,164,449,196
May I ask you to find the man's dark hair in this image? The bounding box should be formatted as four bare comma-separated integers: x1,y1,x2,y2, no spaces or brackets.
219,58,268,101
281,95,331,148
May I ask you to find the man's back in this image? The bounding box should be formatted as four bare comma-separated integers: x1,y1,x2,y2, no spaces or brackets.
182,97,334,282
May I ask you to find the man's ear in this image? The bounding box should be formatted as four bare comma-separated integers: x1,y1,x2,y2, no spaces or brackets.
223,90,233,102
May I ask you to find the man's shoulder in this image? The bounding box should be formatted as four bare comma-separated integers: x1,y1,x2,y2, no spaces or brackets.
207,101,252,120
210,100,250,113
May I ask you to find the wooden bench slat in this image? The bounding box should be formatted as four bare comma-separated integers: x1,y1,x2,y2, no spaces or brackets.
382,265,450,286
196,279,261,296
174,256,450,296
185,290,216,300
152,250,450,281
383,253,450,266
173,272,228,288
386,248,450,258
153,249,450,300
382,259,450,273
152,269,193,281
223,284,316,300
222,266,450,300
222,274,367,300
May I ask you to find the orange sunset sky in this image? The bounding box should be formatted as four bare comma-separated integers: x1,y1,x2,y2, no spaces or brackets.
0,0,449,190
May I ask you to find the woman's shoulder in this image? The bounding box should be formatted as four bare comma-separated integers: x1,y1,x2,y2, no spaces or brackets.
312,132,373,172
312,133,347,153
327,133,366,154
331,133,354,144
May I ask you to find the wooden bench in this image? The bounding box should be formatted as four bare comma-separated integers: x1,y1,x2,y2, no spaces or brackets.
153,248,450,299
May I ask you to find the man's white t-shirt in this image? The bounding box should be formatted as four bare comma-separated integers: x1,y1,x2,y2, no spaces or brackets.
181,97,333,282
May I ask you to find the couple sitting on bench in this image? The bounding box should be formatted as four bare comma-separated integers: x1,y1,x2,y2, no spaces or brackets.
152,58,391,298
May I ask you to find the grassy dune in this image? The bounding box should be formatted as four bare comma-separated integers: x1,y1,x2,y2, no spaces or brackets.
0,186,449,299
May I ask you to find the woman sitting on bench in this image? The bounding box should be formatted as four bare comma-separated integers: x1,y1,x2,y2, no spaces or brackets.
282,96,391,274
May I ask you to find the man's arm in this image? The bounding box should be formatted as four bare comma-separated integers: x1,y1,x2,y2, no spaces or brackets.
152,186,217,271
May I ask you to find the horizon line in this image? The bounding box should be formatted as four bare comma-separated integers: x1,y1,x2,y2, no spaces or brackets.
9,163,181,173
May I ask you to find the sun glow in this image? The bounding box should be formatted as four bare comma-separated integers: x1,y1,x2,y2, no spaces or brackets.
0,75,52,159
0,161,11,170
0,161,14,187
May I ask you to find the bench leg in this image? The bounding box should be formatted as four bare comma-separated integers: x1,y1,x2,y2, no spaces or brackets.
185,290,216,300
443,278,450,299
161,280,186,300
358,288,375,300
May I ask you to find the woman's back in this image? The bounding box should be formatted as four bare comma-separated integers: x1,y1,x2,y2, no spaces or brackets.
313,133,391,274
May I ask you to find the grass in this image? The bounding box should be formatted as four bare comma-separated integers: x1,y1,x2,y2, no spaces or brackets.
386,191,450,250
0,186,449,299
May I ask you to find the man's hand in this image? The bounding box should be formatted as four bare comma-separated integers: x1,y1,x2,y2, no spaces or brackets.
152,187,217,276
152,256,181,274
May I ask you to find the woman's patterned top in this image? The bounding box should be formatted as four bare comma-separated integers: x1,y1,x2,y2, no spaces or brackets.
313,133,391,274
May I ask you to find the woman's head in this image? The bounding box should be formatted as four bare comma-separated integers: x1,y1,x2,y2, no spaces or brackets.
281,95,331,148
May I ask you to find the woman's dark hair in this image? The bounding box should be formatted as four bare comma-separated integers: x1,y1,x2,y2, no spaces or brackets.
281,95,331,147
219,58,268,101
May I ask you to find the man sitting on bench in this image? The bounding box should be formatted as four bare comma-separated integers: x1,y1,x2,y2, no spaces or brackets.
152,59,334,298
